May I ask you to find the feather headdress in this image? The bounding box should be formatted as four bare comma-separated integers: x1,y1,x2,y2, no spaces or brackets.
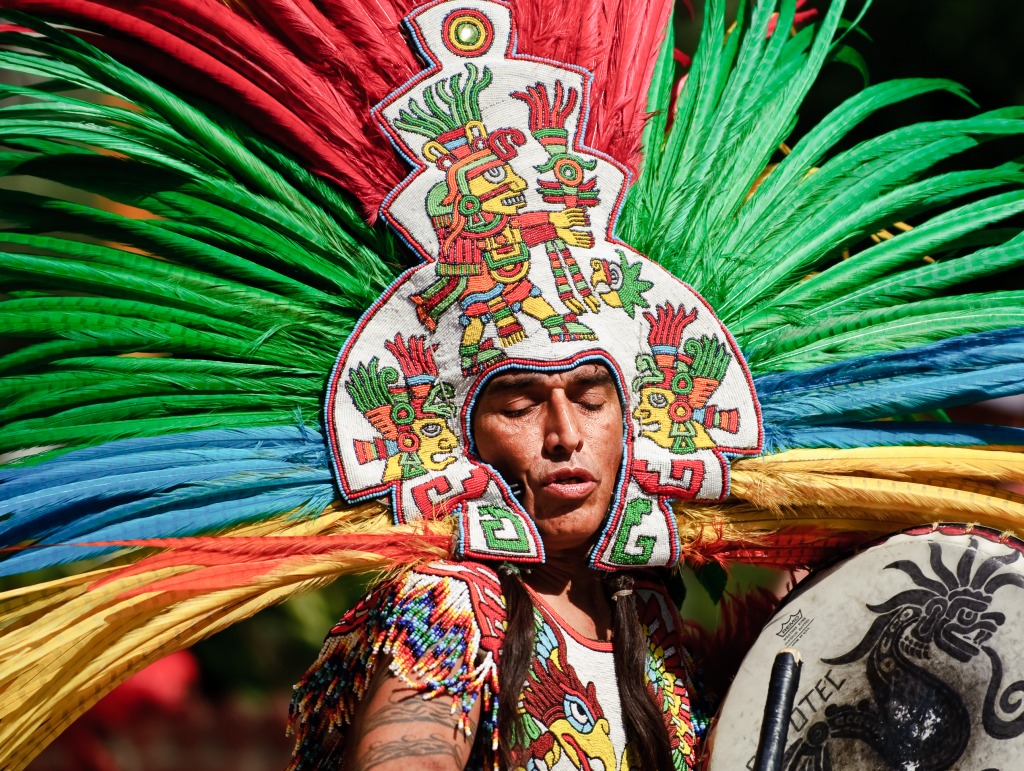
1,0,1023,764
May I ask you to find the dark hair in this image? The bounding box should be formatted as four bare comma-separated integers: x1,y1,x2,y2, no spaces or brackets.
496,563,536,768
495,565,676,771
606,572,677,771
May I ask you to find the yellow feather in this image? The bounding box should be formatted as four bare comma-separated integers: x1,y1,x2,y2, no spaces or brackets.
0,502,452,770
733,446,1024,482
730,470,1024,524
674,447,1024,567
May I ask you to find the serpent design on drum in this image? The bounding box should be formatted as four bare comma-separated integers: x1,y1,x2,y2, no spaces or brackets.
783,537,1024,771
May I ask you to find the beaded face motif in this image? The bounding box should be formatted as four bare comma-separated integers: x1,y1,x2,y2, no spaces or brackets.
325,0,763,568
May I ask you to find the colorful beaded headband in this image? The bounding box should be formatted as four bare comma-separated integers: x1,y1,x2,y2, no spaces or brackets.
326,0,763,569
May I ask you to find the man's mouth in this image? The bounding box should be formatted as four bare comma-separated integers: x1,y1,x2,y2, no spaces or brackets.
541,468,597,500
501,193,526,208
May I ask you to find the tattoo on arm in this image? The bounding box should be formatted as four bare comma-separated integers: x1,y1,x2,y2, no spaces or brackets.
348,662,482,770
357,733,463,770
361,693,477,735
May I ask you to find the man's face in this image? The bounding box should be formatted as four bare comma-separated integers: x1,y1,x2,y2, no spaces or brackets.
472,364,624,557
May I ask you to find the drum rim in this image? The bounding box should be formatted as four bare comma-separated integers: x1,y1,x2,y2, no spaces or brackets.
774,522,1024,613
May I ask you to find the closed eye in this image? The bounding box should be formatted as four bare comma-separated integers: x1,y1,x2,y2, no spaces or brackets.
502,403,536,418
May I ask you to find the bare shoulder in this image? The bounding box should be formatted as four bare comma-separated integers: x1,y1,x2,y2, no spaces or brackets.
345,664,482,770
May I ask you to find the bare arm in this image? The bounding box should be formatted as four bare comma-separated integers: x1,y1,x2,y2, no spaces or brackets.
344,664,482,771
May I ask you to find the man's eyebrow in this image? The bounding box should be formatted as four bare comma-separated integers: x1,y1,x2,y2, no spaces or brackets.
566,367,616,390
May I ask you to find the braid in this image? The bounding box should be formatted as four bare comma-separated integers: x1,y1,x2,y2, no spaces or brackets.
496,563,536,769
494,566,676,770
608,572,677,771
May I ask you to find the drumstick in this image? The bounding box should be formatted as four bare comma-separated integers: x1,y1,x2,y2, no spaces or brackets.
753,648,802,771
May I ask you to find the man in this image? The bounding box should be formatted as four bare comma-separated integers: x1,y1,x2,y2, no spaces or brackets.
289,4,761,767
289,363,702,770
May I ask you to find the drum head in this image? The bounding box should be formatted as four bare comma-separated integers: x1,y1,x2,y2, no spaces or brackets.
707,524,1024,771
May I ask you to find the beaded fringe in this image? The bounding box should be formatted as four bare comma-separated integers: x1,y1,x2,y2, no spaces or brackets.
287,564,503,769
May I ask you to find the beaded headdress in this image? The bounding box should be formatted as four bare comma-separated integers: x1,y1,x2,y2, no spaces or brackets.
326,0,763,569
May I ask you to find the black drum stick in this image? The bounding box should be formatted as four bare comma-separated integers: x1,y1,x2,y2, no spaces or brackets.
753,648,802,771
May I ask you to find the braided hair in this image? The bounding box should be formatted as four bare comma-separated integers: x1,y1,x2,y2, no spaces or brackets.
495,565,676,770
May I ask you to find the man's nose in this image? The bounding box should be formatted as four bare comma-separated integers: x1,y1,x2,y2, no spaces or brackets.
544,391,582,455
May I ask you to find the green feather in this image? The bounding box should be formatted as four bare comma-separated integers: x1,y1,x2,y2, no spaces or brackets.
747,292,1024,369
0,195,339,305
50,357,321,378
717,147,1024,320
754,308,1024,371
725,78,973,256
0,296,261,340
622,0,1023,383
0,233,341,327
736,190,1024,335
2,412,310,462
0,310,328,370
3,392,314,432
0,374,318,424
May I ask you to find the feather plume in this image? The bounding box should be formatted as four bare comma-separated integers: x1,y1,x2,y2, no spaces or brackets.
621,0,1024,386
753,328,1024,437
1,0,674,212
0,512,452,769
0,427,334,572
736,446,1024,484
673,445,1024,573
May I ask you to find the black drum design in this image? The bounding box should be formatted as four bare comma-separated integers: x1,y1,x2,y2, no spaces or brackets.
707,524,1024,771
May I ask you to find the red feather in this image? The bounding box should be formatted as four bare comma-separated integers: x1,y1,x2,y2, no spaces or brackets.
86,532,453,593
513,0,674,175
8,0,415,215
7,0,673,211
683,525,878,572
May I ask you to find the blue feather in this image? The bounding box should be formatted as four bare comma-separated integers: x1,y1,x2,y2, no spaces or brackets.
756,327,1024,426
0,445,325,492
755,327,1024,391
0,426,337,576
0,459,331,543
0,425,325,483
760,364,1024,427
0,482,335,576
25,466,333,543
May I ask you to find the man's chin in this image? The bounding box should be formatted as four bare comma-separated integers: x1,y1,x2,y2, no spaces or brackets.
530,498,611,551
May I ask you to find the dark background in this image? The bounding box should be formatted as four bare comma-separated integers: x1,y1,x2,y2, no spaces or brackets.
680,0,1024,113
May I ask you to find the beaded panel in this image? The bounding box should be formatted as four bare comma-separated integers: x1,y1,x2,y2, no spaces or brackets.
287,562,505,769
